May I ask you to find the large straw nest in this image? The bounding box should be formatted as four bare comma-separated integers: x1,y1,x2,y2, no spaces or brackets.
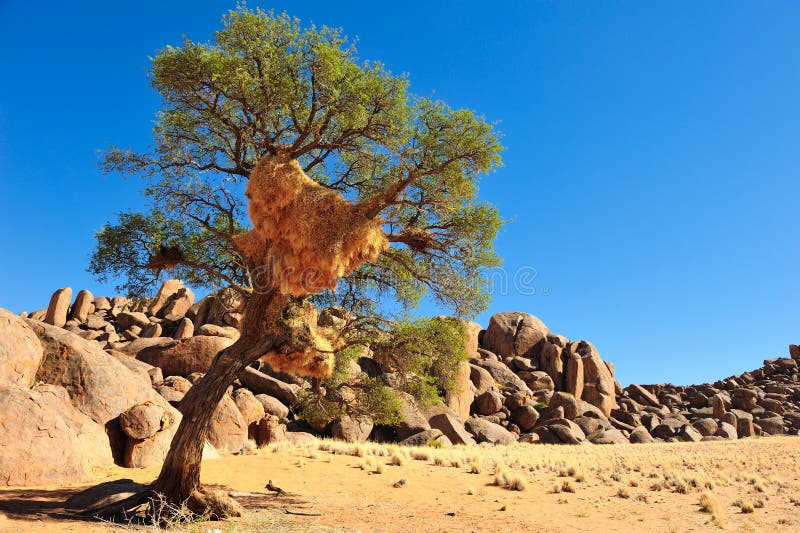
257,300,340,378
234,152,388,296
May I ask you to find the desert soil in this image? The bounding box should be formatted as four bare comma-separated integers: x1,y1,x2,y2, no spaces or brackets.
2,436,799,532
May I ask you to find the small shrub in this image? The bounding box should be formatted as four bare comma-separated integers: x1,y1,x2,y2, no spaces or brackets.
699,491,719,514
494,467,508,486
737,499,754,514
507,474,526,491
411,450,430,461
494,467,525,491
617,487,631,499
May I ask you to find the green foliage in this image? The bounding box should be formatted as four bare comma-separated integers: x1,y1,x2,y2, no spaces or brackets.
294,344,403,427
295,316,468,426
371,317,468,408
587,431,606,443
426,439,444,449
89,210,249,298
93,5,504,319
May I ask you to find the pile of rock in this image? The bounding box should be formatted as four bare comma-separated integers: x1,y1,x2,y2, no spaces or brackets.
0,308,184,486
2,282,798,487
457,312,800,445
0,281,251,487
461,312,621,445
617,352,800,442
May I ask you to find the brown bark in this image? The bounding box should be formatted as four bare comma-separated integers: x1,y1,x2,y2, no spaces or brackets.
152,288,290,504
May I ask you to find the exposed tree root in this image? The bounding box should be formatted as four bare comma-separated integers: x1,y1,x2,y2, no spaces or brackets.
79,485,244,524
78,486,156,520
283,508,322,516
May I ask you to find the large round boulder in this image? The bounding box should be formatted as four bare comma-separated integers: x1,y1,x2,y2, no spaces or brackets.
475,390,504,415
0,308,44,388
254,394,290,419
394,392,431,441
69,290,94,323
205,393,248,453
568,341,616,417
469,364,494,395
464,417,516,445
137,335,234,377
44,287,72,328
429,412,476,445
481,312,549,359
25,320,170,424
445,360,474,422
0,385,103,486
331,416,374,443
119,400,173,440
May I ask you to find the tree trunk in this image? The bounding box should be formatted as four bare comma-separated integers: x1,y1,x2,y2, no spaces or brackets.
152,289,289,504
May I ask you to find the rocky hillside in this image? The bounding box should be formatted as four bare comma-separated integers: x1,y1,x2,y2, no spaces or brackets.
1,281,798,487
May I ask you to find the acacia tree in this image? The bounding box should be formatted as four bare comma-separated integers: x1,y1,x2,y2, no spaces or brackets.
92,7,502,512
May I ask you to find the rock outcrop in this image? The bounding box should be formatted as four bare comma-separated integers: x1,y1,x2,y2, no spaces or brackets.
0,385,106,485
0,309,44,387
2,280,799,487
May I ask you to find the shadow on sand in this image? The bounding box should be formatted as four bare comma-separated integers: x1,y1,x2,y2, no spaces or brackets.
0,481,313,527
0,486,92,524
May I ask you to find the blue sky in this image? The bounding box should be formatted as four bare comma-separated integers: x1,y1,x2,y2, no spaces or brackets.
1,1,798,386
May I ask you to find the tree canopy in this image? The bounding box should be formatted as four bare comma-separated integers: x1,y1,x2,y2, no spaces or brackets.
92,6,504,319
87,6,506,513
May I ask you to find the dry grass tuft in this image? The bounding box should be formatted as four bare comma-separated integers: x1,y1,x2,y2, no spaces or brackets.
411,449,431,461
494,466,526,491
736,499,755,514
699,491,718,513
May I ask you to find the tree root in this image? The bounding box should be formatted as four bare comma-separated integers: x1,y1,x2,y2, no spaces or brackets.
78,487,157,520
283,508,322,516
78,485,244,524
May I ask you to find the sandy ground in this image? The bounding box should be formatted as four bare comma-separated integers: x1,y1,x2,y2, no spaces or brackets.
2,436,799,532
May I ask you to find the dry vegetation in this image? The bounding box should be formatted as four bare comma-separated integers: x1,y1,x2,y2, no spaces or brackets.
3,437,800,532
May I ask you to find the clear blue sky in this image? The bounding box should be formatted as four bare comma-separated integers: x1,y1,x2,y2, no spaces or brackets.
1,1,798,386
